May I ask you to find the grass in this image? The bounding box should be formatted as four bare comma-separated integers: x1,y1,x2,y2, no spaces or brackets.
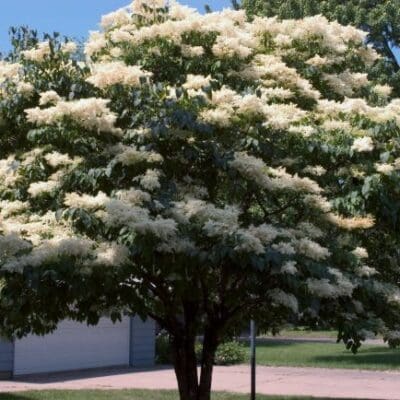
248,341,400,370
0,391,361,400
261,328,338,339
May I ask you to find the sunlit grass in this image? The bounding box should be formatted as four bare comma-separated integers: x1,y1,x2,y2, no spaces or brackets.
245,341,400,370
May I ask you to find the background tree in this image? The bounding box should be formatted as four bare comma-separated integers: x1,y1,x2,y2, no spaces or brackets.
2,1,400,399
241,0,400,96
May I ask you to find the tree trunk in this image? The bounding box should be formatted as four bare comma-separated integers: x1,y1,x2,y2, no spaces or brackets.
198,328,219,400
170,327,219,400
171,333,199,400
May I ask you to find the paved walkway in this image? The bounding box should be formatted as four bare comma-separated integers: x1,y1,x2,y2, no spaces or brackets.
1,365,400,399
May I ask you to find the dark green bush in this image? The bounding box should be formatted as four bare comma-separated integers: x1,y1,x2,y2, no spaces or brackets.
156,333,246,366
155,331,172,364
214,341,246,365
196,340,246,366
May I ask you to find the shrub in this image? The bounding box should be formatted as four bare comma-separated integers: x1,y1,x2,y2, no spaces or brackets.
196,340,246,366
157,333,246,366
156,331,172,364
214,341,246,365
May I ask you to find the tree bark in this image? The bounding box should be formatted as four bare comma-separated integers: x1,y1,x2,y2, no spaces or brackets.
171,333,199,400
198,328,219,400
170,326,219,400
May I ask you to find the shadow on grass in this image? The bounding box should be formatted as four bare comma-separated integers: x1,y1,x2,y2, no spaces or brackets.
253,341,394,353
241,340,298,347
0,395,33,400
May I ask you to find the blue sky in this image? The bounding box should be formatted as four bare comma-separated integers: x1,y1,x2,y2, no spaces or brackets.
0,0,231,53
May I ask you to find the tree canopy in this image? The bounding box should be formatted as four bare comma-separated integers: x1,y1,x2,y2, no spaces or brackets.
1,1,400,399
241,0,400,96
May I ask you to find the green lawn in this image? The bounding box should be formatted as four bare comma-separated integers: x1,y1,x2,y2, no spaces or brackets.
249,341,400,370
0,391,361,400
261,328,338,339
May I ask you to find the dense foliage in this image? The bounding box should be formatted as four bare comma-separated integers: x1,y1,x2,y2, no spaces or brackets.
242,0,400,96
241,0,400,343
1,1,400,399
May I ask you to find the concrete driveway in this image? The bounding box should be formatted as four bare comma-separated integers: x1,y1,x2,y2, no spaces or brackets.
1,365,400,399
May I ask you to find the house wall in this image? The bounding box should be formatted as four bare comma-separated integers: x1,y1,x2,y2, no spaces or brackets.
1,316,155,377
13,318,131,376
0,339,13,378
130,316,155,367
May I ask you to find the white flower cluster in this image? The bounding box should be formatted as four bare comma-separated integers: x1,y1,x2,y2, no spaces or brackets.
323,71,368,97
87,62,152,89
116,189,151,205
1,209,73,254
181,45,204,57
326,214,375,230
0,61,21,84
250,14,375,62
139,169,161,191
321,120,351,132
61,41,77,54
44,151,82,168
21,41,51,62
183,74,212,90
318,98,400,127
27,180,59,198
0,155,20,187
200,87,306,130
281,261,298,275
351,137,374,153
91,242,130,266
0,200,29,218
372,84,392,98
239,54,320,100
356,265,378,278
262,103,306,129
171,198,239,226
295,238,330,261
64,192,110,210
103,199,176,240
230,152,322,194
112,145,163,166
302,165,327,176
101,8,131,30
85,31,108,57
307,276,354,299
268,289,299,313
39,90,61,106
2,236,93,273
352,247,368,259
20,40,76,62
25,98,122,135
374,158,400,175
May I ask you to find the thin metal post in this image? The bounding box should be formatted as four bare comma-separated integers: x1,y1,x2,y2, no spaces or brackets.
250,320,256,400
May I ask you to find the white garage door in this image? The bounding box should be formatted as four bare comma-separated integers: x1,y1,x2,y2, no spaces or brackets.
14,317,130,375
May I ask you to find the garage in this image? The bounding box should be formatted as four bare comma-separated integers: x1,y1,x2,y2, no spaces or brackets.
0,339,13,378
13,317,131,376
